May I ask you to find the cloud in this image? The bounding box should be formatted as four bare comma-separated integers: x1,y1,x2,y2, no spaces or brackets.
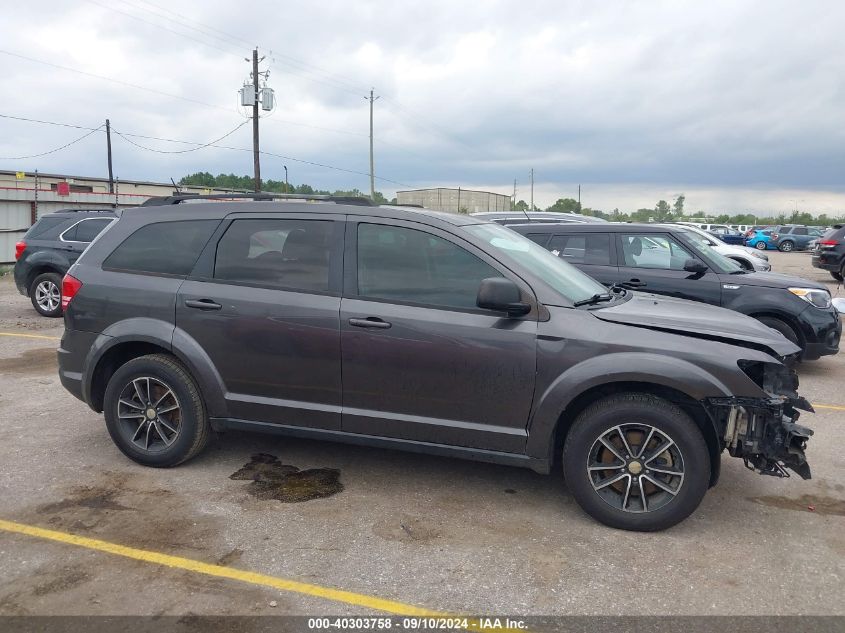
0,0,842,213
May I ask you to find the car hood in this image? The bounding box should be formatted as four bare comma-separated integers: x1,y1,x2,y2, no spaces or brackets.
592,292,801,357
722,271,826,290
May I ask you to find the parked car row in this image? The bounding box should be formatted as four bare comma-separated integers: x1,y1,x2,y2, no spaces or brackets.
511,221,840,360
744,225,825,252
52,194,822,532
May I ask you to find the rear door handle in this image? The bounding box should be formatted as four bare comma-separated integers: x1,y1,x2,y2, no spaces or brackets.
348,317,391,329
185,299,222,311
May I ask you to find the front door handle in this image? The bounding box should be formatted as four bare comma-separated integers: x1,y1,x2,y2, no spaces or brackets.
349,317,391,329
185,299,222,311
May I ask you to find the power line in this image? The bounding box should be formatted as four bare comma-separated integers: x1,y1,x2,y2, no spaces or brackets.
0,49,236,113
0,113,100,132
0,125,104,160
111,120,250,154
0,113,412,187
85,0,244,60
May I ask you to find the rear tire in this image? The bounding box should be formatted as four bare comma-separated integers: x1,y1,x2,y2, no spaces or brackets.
756,315,801,347
755,241,767,250
29,272,63,317
103,354,210,467
562,393,710,531
779,240,795,252
831,271,843,282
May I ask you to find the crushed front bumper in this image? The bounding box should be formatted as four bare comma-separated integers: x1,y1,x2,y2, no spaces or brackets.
706,395,813,479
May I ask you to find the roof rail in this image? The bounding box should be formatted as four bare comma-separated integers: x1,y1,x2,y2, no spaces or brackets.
140,192,375,207
50,208,117,214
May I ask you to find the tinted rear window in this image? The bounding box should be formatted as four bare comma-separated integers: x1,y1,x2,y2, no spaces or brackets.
823,226,845,239
66,218,113,242
24,217,68,239
103,220,219,276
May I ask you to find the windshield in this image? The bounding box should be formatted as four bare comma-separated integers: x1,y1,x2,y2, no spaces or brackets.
465,223,608,304
680,229,742,273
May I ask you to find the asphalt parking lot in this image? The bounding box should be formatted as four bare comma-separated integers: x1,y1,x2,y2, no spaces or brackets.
0,250,843,618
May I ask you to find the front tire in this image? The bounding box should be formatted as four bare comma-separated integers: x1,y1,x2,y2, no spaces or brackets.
29,272,63,317
563,393,710,531
103,354,210,467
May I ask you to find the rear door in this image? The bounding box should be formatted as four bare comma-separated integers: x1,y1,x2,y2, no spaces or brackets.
176,212,344,430
546,232,617,286
615,232,722,305
339,217,537,453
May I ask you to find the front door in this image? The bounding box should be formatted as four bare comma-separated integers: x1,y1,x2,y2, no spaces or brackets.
615,232,722,305
340,219,538,453
176,214,344,430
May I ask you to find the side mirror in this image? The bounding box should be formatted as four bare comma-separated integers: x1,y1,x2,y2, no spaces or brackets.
477,277,531,317
683,259,708,274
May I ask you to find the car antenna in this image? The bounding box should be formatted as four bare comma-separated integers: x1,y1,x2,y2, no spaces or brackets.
170,178,182,194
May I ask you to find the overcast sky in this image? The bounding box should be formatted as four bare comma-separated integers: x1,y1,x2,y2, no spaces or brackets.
1,0,843,213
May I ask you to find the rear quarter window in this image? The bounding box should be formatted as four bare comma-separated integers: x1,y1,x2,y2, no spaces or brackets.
102,220,219,277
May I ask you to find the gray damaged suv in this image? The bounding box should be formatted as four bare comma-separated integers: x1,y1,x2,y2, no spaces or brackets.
58,194,814,531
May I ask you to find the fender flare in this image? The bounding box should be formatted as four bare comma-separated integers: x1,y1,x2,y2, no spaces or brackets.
525,352,731,459
83,318,228,418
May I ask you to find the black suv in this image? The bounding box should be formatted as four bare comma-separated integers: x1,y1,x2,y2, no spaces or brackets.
812,224,845,280
58,195,814,531
511,223,841,361
14,209,116,316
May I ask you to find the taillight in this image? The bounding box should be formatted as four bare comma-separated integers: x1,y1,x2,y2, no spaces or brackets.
771,234,779,240
14,241,26,260
61,274,83,311
818,239,839,247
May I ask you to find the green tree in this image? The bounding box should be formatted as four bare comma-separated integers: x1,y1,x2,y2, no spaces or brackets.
514,200,529,211
546,198,581,213
672,194,685,216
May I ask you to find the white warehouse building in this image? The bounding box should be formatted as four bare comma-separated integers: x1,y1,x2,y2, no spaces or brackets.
396,188,511,214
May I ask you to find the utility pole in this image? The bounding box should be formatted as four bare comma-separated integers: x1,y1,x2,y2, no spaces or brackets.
578,184,581,210
284,165,289,194
251,48,261,192
530,168,534,212
512,179,517,211
367,88,380,200
105,119,114,195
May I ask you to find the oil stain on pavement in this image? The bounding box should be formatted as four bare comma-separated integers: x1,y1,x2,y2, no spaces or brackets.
229,453,343,502
0,348,56,375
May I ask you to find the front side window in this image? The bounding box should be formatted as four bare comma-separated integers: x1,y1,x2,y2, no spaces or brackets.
103,220,219,276
620,234,694,270
548,233,611,265
464,223,607,304
214,219,333,292
357,223,501,310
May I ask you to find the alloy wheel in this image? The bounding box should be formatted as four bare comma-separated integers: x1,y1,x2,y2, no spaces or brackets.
116,376,182,452
35,280,60,312
586,423,685,513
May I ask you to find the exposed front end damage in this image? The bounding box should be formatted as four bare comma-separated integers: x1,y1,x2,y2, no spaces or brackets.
704,360,814,479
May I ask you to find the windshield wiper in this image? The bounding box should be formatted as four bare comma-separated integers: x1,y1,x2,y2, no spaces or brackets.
573,293,614,307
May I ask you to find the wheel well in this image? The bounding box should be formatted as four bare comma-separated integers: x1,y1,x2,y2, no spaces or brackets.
26,265,64,290
552,381,721,487
90,342,172,412
727,256,752,270
747,311,805,347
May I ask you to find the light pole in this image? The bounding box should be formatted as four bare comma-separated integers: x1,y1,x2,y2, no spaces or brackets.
283,165,289,194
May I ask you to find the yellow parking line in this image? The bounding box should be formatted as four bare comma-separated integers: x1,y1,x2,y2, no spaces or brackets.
0,518,443,616
813,403,845,411
0,331,61,341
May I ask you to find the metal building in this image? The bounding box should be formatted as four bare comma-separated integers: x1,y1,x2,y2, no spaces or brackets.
396,188,511,214
0,170,243,263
